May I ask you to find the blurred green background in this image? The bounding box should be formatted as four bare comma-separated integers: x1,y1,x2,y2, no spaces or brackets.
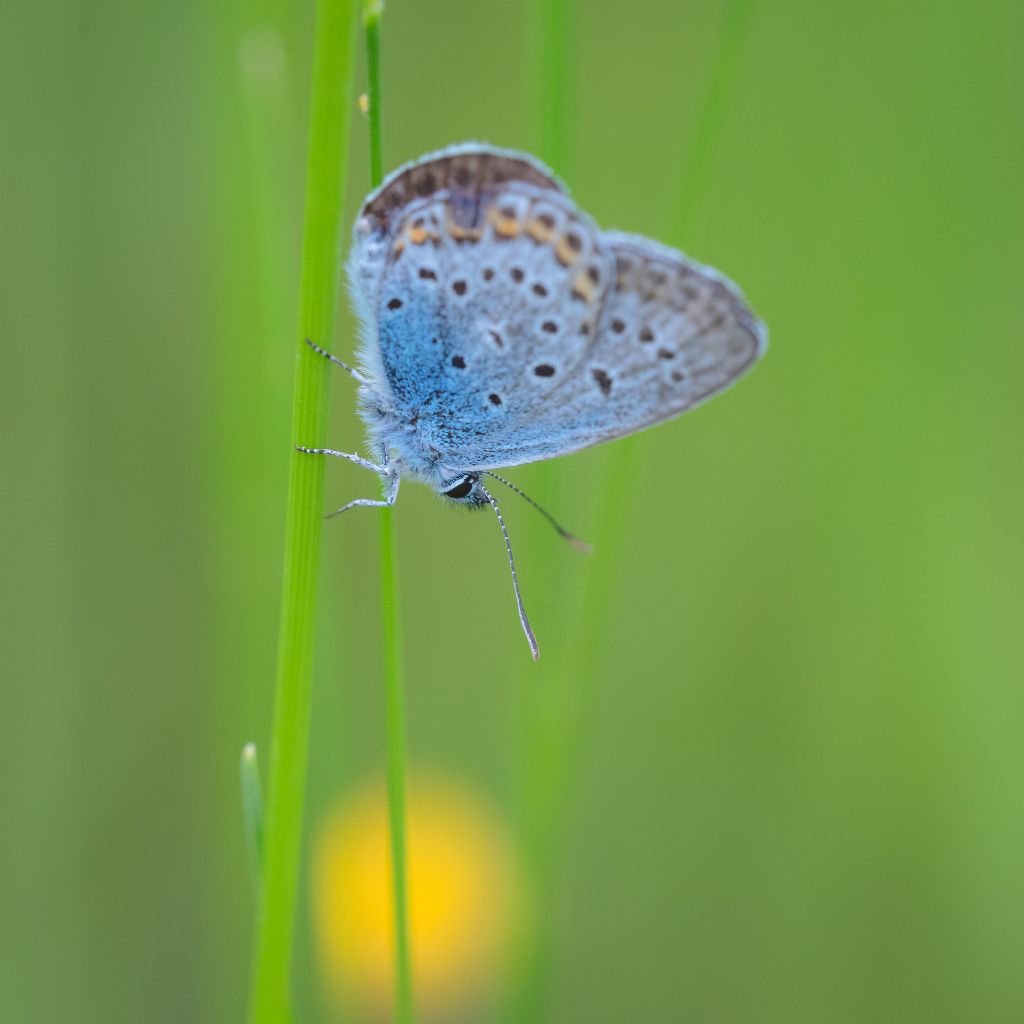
4,0,1023,1021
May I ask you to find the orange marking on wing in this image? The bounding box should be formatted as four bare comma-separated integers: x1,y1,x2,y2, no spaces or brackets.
572,271,597,303
555,236,581,266
446,219,484,243
527,217,556,243
487,205,521,238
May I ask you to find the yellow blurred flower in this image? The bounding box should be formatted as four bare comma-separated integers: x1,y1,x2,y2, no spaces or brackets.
313,770,524,1020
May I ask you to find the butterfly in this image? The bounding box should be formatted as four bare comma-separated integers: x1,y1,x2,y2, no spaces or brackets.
300,143,767,659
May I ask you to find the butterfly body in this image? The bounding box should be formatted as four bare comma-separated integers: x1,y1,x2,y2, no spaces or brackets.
308,143,766,655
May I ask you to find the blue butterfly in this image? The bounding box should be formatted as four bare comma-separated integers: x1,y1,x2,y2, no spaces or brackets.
301,143,767,658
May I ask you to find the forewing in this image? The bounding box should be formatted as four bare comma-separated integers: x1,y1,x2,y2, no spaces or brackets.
461,231,767,468
349,144,614,468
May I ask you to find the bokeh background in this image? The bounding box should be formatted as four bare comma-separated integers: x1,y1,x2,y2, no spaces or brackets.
3,0,1023,1021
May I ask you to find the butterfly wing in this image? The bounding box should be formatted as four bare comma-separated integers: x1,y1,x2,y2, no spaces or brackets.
349,145,765,473
348,144,615,469
457,231,767,469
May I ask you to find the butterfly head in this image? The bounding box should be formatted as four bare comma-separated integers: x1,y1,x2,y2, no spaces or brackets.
439,473,488,508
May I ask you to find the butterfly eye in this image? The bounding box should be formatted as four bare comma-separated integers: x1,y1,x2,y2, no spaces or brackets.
444,478,473,500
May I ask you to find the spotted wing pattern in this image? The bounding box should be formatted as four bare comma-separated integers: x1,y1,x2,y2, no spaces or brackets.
465,231,766,468
350,145,615,468
348,145,765,472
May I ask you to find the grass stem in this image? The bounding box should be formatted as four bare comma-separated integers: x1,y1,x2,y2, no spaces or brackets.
380,503,414,1024
363,5,416,1022
671,0,758,243
570,0,762,756
529,0,573,179
579,0,760,667
509,3,576,1020
512,1,759,1019
247,1,358,1020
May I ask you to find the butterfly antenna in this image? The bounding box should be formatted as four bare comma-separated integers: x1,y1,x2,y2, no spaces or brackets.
478,481,540,661
481,472,592,554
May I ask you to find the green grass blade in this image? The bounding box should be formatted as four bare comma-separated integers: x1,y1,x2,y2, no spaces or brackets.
580,0,763,709
247,1,359,1020
580,0,760,668
508,3,577,1020
671,0,758,243
362,4,416,1022
511,1,760,1019
529,0,573,179
379,502,414,1024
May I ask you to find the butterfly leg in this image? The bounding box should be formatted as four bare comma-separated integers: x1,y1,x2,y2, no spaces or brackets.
305,337,368,384
295,446,382,473
295,445,400,517
324,470,399,519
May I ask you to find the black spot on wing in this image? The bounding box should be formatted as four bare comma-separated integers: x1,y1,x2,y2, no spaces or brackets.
591,367,613,396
